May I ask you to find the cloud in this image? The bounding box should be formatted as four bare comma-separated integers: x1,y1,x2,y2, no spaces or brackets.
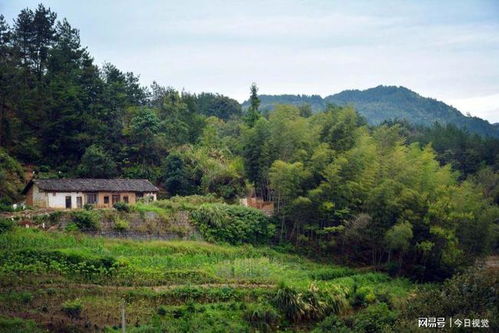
449,94,499,123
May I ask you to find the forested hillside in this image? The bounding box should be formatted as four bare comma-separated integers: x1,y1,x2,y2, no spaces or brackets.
0,5,498,332
0,5,241,184
244,86,499,138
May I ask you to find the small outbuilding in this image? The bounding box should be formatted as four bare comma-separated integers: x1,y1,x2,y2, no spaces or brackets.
22,178,158,209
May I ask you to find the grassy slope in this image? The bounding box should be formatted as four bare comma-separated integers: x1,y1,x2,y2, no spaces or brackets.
0,228,413,332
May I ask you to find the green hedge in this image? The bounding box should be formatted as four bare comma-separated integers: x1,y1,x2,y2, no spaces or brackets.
190,204,275,245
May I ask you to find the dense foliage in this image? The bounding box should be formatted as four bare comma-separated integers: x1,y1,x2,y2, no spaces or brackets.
0,6,241,185
191,203,275,244
400,268,498,331
392,121,499,178
0,149,24,204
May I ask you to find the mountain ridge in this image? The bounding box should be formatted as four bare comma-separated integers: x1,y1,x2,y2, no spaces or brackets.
242,85,499,138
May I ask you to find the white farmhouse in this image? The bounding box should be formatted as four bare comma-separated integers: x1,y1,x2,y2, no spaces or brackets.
22,178,158,209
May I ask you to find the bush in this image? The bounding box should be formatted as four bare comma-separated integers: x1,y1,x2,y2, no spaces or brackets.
350,286,376,308
0,316,42,333
352,303,397,333
0,218,14,234
190,203,275,244
273,283,347,323
0,199,13,212
71,211,99,231
65,222,79,232
19,292,33,304
61,299,83,318
114,217,129,232
113,202,131,212
243,303,280,332
157,305,168,316
83,203,94,210
402,268,498,324
312,315,350,333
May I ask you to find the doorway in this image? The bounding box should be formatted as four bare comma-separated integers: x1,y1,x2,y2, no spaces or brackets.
65,196,72,209
76,196,83,209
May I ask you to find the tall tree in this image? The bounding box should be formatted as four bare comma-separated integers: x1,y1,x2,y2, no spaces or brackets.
32,4,57,77
0,15,14,148
244,83,261,127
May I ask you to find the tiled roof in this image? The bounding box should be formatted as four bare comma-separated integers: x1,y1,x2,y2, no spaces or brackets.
27,178,159,192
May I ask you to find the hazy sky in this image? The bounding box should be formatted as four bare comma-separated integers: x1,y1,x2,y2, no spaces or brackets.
2,0,499,122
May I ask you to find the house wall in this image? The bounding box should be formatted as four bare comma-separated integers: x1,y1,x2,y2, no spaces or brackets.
144,192,157,201
47,191,85,209
96,192,137,208
28,185,48,208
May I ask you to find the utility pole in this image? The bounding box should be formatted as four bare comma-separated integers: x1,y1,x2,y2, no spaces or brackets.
121,300,126,333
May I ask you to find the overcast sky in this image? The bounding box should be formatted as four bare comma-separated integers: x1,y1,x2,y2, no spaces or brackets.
2,0,499,122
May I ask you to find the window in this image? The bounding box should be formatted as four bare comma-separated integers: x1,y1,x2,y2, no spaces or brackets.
104,196,109,204
53,192,56,196
86,193,97,204
112,195,120,204
123,196,129,203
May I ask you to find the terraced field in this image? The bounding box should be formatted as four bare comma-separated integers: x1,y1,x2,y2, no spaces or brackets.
0,227,413,332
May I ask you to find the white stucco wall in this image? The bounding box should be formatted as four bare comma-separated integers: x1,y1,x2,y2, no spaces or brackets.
143,192,157,202
47,191,85,209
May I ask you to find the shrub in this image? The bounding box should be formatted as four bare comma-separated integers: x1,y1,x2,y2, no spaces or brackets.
19,292,33,304
114,202,131,212
312,315,350,333
61,299,83,318
243,303,281,332
114,217,129,232
65,223,79,232
0,316,42,333
350,286,376,308
71,211,99,231
83,203,94,210
273,283,348,323
0,218,14,233
352,303,397,333
157,305,168,316
0,199,13,212
46,288,57,296
402,268,498,323
190,203,275,244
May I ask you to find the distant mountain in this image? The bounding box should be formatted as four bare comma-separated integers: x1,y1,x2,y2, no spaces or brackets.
242,86,499,138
